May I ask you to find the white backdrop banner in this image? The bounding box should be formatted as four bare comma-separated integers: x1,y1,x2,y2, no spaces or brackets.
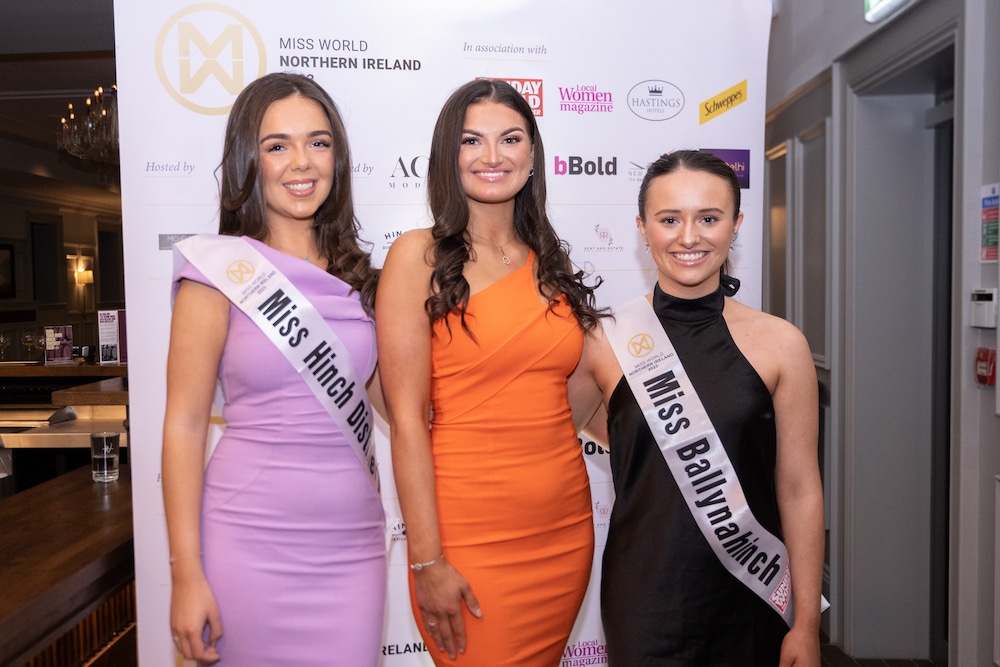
112,1,771,664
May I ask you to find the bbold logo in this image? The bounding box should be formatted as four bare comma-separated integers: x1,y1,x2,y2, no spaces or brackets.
553,155,617,176
155,3,267,115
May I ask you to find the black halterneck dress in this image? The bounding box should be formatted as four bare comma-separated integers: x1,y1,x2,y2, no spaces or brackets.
601,283,789,666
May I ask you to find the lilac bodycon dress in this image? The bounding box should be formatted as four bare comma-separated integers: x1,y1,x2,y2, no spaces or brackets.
173,236,386,666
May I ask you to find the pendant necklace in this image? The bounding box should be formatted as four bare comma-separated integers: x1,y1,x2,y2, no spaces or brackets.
470,232,518,265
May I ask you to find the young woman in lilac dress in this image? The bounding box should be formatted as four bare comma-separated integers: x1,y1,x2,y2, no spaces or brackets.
162,72,385,665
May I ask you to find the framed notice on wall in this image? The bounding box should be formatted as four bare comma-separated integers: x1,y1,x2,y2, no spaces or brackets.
982,184,998,263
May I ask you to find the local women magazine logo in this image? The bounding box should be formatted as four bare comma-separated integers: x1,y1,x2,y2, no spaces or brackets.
562,638,608,666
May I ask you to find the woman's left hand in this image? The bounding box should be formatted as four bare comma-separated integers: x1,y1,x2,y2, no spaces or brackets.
778,623,820,666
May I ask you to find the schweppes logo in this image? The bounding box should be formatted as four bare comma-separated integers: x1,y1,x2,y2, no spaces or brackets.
226,258,255,284
155,3,267,115
699,80,747,125
627,333,654,357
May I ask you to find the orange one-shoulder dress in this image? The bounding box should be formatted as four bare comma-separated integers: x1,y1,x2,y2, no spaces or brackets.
411,251,594,666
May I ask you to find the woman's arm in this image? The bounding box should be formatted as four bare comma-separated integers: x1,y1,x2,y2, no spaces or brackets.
375,230,481,661
569,324,612,446
569,323,622,447
366,365,387,421
162,279,229,663
770,321,824,667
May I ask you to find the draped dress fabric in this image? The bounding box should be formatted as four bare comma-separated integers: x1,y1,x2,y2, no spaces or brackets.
601,284,788,666
413,251,594,666
173,236,386,666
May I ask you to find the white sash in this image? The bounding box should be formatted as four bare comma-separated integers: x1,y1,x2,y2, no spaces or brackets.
176,234,379,494
607,295,828,626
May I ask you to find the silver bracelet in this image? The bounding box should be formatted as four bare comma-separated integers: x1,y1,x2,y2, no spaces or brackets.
410,553,445,571
169,552,202,566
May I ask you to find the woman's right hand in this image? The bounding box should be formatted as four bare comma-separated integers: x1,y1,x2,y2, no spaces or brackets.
170,568,223,663
413,559,482,660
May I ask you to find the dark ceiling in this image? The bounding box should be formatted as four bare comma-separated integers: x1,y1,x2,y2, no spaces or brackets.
0,0,119,209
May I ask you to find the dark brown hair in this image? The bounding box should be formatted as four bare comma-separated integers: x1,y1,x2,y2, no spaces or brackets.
425,78,603,335
217,72,378,314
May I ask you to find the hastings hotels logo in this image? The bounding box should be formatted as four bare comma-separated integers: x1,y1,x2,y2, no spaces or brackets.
627,79,684,121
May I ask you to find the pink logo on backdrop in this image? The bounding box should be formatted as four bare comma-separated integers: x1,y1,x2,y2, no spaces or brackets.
557,84,614,114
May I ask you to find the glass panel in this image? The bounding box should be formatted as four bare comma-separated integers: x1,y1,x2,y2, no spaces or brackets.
799,131,827,362
97,228,125,304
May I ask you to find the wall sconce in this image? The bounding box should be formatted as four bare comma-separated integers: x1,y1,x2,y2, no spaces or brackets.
76,269,94,285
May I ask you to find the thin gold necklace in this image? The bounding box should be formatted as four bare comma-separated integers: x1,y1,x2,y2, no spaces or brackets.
470,232,518,265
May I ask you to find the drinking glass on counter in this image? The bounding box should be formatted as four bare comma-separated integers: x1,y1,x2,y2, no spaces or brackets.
90,432,120,482
20,329,35,360
0,330,10,359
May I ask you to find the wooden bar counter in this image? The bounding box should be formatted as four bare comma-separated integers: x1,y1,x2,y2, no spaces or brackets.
0,465,134,666
0,362,127,378
50,377,128,407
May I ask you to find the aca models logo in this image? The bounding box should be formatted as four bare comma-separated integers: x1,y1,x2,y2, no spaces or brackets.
627,80,684,121
388,155,428,189
553,155,617,176
155,4,267,115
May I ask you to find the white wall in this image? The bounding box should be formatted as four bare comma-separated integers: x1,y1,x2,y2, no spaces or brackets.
767,0,878,106
953,0,1000,664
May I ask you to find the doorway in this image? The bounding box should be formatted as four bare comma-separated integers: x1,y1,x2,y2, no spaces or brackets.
841,43,954,661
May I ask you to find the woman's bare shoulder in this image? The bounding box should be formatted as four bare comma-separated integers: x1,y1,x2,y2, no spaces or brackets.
383,228,435,272
724,298,813,391
724,297,803,342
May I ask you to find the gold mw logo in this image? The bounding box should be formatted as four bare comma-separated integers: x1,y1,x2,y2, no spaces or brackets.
627,333,654,357
226,259,255,284
155,3,267,115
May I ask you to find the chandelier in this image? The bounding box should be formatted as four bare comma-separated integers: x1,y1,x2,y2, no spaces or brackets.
59,85,119,164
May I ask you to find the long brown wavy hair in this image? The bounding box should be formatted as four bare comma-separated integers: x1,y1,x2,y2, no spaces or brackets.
425,78,603,336
217,72,378,314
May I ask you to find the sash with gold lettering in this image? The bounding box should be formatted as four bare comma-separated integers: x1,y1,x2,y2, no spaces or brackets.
607,295,827,626
175,234,379,493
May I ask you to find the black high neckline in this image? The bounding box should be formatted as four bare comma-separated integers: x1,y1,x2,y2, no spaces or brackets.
652,283,725,323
